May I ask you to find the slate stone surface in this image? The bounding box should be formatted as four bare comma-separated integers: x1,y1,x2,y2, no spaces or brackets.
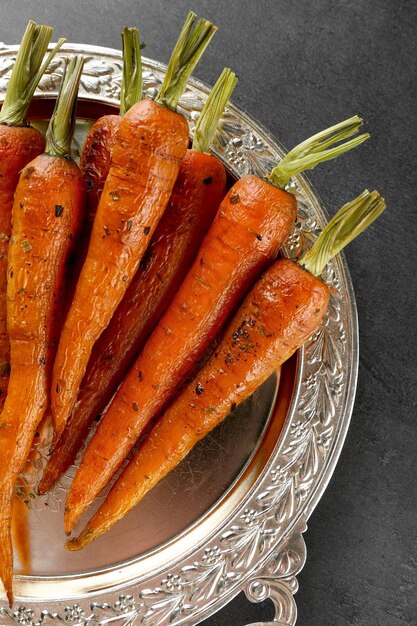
1,1,416,624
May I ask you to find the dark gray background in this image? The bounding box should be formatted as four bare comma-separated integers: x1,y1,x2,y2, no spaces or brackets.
1,1,416,624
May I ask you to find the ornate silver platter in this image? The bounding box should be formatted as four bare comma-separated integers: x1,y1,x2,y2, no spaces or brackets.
0,43,358,626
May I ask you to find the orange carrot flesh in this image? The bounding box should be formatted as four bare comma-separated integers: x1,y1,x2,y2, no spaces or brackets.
51,99,189,439
39,149,226,493
67,258,329,548
64,174,297,532
0,125,45,408
0,153,85,603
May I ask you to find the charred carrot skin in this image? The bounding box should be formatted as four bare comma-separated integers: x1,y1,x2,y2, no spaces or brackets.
39,149,226,493
64,174,297,532
51,99,189,439
67,258,329,548
0,126,45,406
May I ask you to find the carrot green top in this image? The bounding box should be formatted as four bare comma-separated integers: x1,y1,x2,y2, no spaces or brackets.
45,56,85,158
300,189,386,277
156,10,217,112
268,116,370,190
119,27,143,116
0,20,65,127
192,67,237,153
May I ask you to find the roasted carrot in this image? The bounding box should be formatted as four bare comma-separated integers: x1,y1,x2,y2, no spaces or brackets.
64,116,369,533
39,68,236,493
0,21,65,408
51,11,217,439
67,190,386,548
0,57,86,605
65,26,143,303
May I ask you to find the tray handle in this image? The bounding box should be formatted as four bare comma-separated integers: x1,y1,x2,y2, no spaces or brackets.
244,518,307,626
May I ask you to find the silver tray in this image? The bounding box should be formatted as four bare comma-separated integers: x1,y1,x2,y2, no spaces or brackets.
0,43,358,626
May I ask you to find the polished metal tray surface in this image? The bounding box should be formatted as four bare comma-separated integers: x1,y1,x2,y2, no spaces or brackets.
0,43,358,626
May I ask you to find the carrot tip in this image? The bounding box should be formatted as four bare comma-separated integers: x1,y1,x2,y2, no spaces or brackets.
7,589,13,607
65,537,82,551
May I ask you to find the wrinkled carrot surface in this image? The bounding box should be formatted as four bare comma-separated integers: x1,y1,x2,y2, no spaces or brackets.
0,125,45,407
67,258,329,548
51,99,189,439
64,174,297,532
40,149,226,492
0,154,85,603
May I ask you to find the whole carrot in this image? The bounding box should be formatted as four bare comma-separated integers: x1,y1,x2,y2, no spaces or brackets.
39,68,236,493
67,190,386,548
51,11,217,439
0,21,64,408
65,116,369,533
0,57,86,605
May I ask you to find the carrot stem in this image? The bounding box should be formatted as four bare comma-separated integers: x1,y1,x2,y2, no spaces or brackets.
192,67,237,153
300,190,386,277
156,11,217,111
45,56,85,158
119,27,142,116
0,21,65,127
268,116,370,190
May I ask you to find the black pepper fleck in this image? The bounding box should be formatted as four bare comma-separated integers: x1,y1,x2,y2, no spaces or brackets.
103,226,111,236
132,401,139,412
230,193,240,204
138,370,143,381
256,233,263,241
195,382,204,395
143,226,151,235
127,220,133,231
55,205,64,218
